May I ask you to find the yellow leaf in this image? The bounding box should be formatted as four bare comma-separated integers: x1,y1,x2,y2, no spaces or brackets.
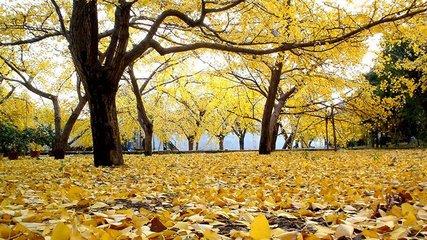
390,205,401,217
389,227,408,239
203,229,220,240
0,224,13,238
51,222,71,240
401,203,415,216
403,212,418,227
362,229,378,238
249,214,271,240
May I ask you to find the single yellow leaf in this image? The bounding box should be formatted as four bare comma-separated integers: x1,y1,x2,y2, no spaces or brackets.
403,212,418,227
0,224,13,238
249,214,271,240
401,203,415,216
204,229,220,240
362,229,378,238
51,222,71,240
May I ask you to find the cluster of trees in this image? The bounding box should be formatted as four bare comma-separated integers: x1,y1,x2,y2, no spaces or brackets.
365,41,427,146
0,122,53,159
0,0,426,166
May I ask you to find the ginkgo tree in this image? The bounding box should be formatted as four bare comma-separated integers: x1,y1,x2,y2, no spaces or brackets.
1,0,426,166
205,77,263,150
0,48,87,159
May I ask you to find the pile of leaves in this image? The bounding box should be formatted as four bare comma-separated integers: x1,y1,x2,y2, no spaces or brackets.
0,150,426,239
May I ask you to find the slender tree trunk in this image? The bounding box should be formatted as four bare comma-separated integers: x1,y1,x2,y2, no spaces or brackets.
52,97,87,159
142,125,153,155
86,80,123,167
188,136,195,151
218,135,225,150
50,96,62,158
259,62,283,154
238,131,246,150
270,122,280,151
331,108,337,150
283,131,294,149
129,67,153,156
325,117,329,149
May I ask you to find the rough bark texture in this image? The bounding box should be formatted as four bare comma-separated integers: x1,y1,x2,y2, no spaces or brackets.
69,0,131,166
86,79,123,167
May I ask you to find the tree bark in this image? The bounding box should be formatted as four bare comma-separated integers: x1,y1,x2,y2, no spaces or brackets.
188,136,195,151
129,65,153,156
331,107,337,150
270,122,280,151
69,0,131,166
52,96,87,159
86,80,123,167
325,117,329,149
218,134,225,150
259,61,283,154
238,131,246,150
283,131,295,149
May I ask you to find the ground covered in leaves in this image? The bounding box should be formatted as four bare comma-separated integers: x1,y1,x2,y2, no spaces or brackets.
0,150,426,240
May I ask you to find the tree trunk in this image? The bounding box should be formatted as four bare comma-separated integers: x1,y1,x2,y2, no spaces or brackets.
238,131,246,150
270,122,280,151
283,131,294,149
331,108,337,150
69,0,130,166
218,135,225,150
129,66,153,156
325,117,329,149
143,125,153,155
52,97,87,159
259,62,283,154
188,136,195,151
52,97,62,144
86,82,123,167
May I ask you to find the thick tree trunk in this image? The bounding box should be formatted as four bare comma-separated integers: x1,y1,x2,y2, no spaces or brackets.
259,62,283,154
69,0,130,166
86,82,123,167
218,135,225,151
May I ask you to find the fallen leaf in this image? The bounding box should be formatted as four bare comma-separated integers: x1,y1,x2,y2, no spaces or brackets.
51,222,71,240
249,214,271,240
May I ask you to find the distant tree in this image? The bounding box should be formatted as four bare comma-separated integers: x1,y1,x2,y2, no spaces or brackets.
366,41,427,145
